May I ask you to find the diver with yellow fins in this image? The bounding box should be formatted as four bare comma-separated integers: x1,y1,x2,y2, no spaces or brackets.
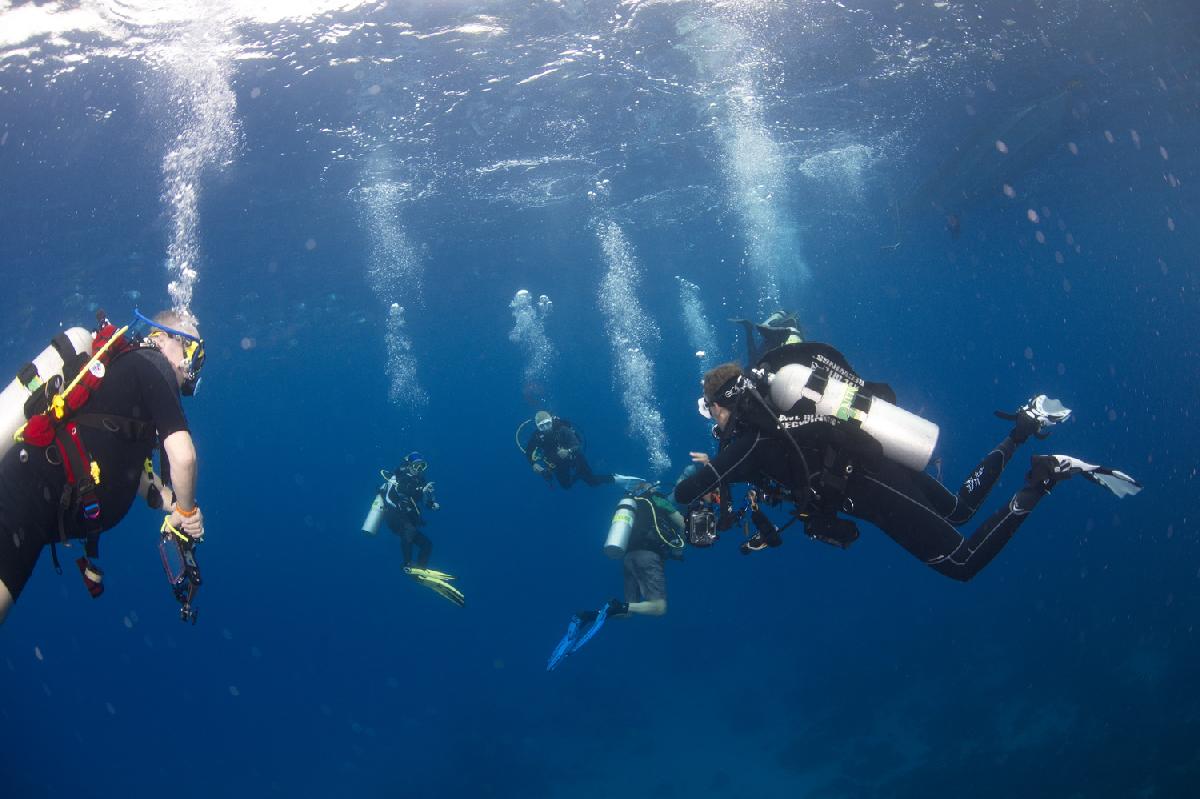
362,452,464,607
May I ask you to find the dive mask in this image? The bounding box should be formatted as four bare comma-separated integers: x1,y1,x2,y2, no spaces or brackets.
133,308,206,396
405,451,428,475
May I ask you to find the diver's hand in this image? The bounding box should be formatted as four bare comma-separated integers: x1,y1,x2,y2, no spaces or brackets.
169,505,205,540
689,451,711,465
532,462,546,474
556,447,572,460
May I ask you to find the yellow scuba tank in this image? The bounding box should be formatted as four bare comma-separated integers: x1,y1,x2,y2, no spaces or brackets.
0,327,92,461
604,496,637,559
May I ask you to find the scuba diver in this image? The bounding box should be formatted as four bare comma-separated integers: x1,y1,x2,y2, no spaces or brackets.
518,410,641,490
362,452,463,607
731,309,804,365
0,308,207,624
674,342,1142,582
547,482,685,671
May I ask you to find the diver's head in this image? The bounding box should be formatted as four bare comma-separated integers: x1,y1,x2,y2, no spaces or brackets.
402,451,427,476
138,309,205,396
701,362,744,430
629,480,656,497
534,410,553,432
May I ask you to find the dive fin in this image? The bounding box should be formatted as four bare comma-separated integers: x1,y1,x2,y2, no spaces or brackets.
404,566,466,607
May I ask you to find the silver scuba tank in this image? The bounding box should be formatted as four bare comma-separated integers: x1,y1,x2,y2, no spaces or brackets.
604,496,637,559
768,363,940,471
0,327,93,462
362,494,385,535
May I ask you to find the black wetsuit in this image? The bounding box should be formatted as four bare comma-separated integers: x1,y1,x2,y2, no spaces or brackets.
0,348,187,598
674,344,1053,582
524,418,613,489
379,470,436,567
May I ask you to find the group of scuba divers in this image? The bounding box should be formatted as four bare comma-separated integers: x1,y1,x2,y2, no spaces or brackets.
354,309,1143,671
0,306,1144,666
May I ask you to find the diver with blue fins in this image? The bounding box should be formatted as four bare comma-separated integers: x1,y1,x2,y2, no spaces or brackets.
547,481,685,671
363,452,463,607
674,312,1143,581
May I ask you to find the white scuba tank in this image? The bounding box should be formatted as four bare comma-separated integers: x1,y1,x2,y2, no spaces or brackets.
362,494,385,535
604,496,637,559
0,327,93,461
768,362,940,472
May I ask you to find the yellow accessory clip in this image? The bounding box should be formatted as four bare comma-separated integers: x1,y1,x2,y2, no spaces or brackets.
161,516,189,543
15,323,131,436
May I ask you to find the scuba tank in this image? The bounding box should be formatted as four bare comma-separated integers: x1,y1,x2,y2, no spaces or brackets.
0,327,93,462
604,496,637,559
362,494,385,535
768,362,940,471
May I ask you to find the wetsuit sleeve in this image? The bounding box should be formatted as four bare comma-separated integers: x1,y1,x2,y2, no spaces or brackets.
674,433,767,505
136,349,189,439
524,433,540,461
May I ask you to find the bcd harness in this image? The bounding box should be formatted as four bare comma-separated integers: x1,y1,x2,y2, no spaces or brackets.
718,348,898,552
382,473,429,519
14,311,154,595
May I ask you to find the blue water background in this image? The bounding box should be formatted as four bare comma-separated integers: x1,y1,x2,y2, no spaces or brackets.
1,1,1198,796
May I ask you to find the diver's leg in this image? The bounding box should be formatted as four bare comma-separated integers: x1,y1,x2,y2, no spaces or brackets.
937,434,1023,525
574,455,614,487
846,462,1048,582
0,581,12,625
622,554,640,603
929,396,1069,525
0,514,44,625
398,522,416,567
412,532,432,568
554,466,574,489
621,550,666,616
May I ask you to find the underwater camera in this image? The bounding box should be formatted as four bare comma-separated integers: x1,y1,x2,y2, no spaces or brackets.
686,503,718,547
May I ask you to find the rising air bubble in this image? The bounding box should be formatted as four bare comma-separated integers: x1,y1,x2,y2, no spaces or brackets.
360,174,427,412
597,221,669,473
156,9,239,321
677,277,718,376
384,304,427,410
509,289,556,403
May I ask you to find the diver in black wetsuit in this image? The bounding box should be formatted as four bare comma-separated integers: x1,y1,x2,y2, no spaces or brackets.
522,410,615,489
674,347,1142,582
731,309,804,365
377,453,439,568
0,310,207,623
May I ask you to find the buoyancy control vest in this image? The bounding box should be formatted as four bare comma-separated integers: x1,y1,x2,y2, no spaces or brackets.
6,312,152,564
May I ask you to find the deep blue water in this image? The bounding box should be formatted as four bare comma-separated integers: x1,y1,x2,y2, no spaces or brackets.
1,1,1198,796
